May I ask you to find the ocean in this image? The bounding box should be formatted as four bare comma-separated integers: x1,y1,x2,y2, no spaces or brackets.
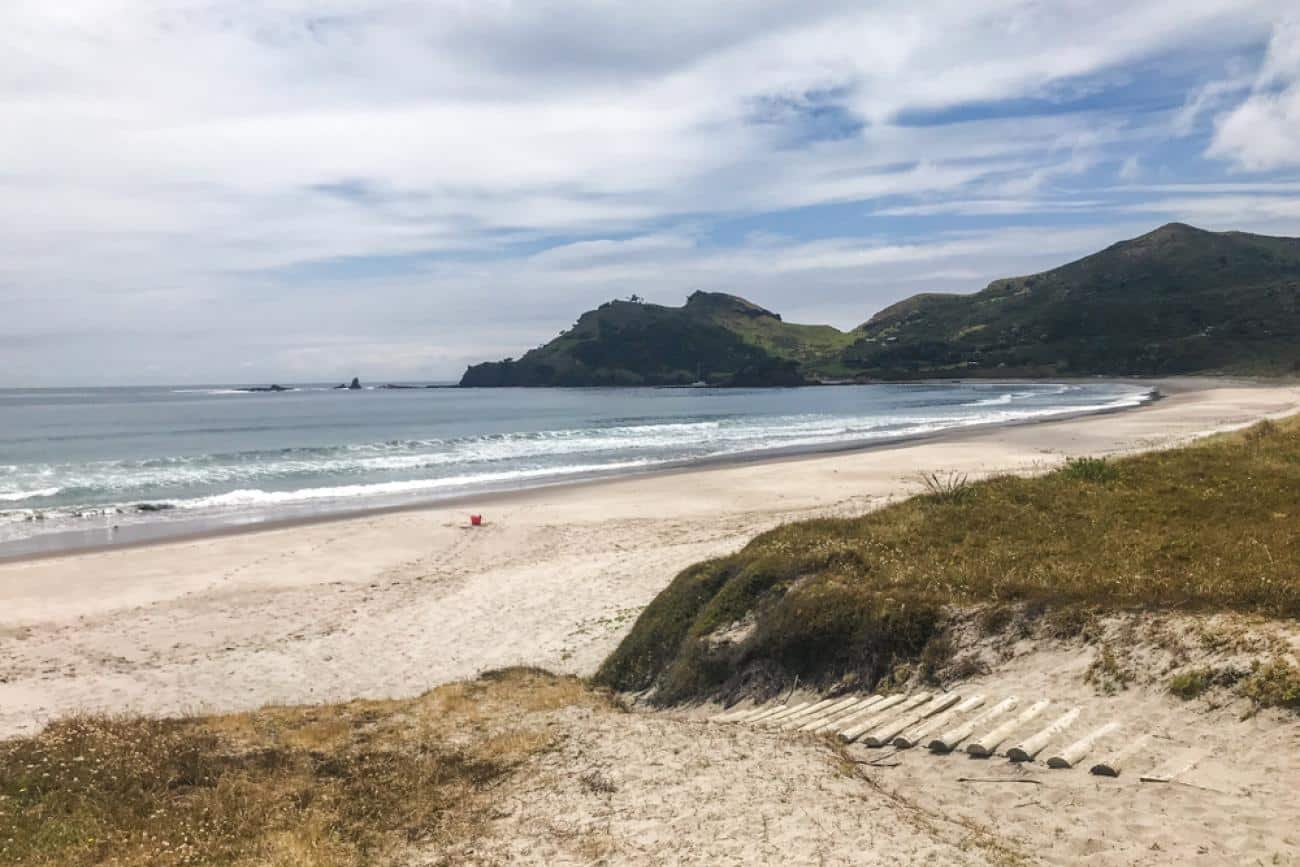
0,381,1153,556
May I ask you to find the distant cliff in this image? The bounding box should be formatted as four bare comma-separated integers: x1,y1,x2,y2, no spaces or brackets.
460,225,1300,387
459,292,846,387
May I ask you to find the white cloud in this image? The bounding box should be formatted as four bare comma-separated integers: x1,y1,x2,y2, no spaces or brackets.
1173,67,1255,136
1,1,1298,384
1122,193,1300,226
1210,16,1300,169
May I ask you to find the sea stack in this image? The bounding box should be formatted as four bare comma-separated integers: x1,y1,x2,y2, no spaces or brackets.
348,377,361,390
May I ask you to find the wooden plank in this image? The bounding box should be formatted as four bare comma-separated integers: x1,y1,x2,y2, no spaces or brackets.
863,693,962,747
734,704,781,723
745,702,800,724
767,696,836,725
805,695,885,733
1048,722,1121,769
895,694,985,749
806,691,889,733
719,705,762,723
778,696,856,729
929,696,1018,753
828,694,906,738
1140,748,1205,784
1007,707,1080,762
840,693,932,743
802,696,878,731
966,699,1049,757
773,698,839,725
714,704,765,723
1090,734,1152,777
783,695,863,731
754,696,811,727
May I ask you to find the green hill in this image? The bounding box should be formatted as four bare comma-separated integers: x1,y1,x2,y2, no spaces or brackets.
843,223,1300,378
459,291,852,387
460,224,1300,386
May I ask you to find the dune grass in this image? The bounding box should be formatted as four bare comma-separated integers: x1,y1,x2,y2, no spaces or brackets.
596,417,1300,704
0,669,597,867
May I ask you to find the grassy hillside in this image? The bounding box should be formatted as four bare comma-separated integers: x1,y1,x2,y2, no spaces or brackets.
684,291,854,367
595,416,1300,705
843,223,1300,378
459,291,850,386
461,224,1300,386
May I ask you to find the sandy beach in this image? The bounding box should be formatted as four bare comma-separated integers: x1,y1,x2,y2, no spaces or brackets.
2,379,1298,738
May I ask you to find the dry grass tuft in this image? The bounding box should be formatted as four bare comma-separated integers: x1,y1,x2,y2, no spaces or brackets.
1085,645,1134,695
1057,456,1118,483
1240,657,1300,710
0,668,598,866
1168,668,1215,700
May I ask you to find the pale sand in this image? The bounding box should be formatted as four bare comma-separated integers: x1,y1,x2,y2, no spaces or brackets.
2,380,1298,738
487,611,1300,865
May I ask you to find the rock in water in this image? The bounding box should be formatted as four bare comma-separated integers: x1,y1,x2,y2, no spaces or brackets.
348,377,362,390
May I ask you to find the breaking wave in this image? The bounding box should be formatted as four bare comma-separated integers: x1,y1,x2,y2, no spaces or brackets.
0,382,1154,547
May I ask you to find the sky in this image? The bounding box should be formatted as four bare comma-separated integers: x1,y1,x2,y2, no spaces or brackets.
3,1,1300,386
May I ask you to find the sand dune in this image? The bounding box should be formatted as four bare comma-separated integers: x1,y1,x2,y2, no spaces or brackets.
482,610,1299,865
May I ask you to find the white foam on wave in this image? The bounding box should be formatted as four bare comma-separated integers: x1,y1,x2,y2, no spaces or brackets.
961,385,1071,408
0,383,1155,544
171,459,660,510
963,392,1015,407
0,385,1156,502
0,420,740,497
0,487,62,501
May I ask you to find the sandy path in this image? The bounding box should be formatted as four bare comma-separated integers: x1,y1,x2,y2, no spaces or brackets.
2,381,1298,737
490,614,1300,866
475,705,1016,866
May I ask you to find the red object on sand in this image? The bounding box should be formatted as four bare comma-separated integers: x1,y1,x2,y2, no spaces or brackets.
470,514,482,526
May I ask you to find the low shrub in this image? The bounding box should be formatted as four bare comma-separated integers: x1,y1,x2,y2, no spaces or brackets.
1240,658,1300,711
1058,456,1118,483
1169,668,1213,700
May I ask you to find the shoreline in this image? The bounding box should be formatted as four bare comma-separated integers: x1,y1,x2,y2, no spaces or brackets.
0,378,1166,563
1,378,1297,737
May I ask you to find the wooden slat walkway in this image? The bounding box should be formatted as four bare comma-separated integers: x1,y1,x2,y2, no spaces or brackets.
707,690,1152,774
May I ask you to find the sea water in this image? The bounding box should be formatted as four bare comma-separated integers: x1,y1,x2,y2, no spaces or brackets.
0,381,1152,556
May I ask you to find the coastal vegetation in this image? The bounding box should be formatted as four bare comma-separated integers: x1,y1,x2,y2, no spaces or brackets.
460,223,1300,386
0,669,601,867
595,416,1300,704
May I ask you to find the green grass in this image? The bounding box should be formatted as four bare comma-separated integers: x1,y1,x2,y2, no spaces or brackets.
1058,456,1118,483
1168,669,1214,700
596,417,1300,704
1241,658,1300,710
